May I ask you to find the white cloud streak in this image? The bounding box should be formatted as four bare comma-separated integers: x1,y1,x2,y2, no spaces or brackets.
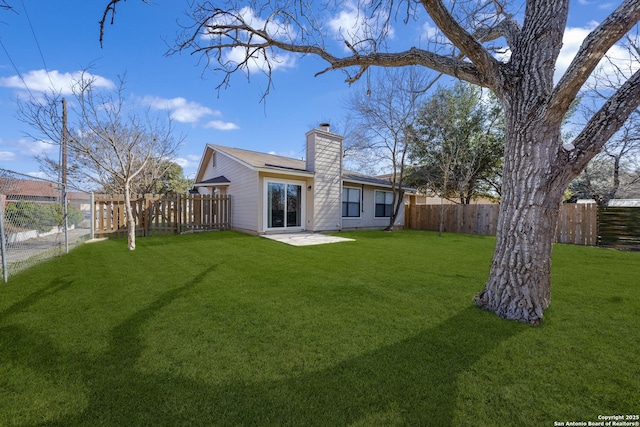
328,1,395,52
0,150,15,161
555,24,640,84
0,69,114,95
202,6,297,73
142,96,219,123
493,23,639,88
204,120,239,131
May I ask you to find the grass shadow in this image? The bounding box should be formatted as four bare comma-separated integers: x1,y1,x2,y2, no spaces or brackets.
0,276,73,322
29,302,522,426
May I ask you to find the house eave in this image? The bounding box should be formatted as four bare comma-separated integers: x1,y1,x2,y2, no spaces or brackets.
257,167,314,177
193,182,230,187
342,177,413,192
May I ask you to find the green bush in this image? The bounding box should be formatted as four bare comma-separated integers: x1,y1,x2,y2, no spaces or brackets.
5,200,84,233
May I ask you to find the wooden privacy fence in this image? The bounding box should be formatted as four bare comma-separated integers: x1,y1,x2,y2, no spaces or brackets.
598,207,640,250
94,194,231,238
405,203,598,246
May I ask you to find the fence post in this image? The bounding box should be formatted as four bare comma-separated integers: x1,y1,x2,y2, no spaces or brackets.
63,183,69,254
90,192,95,240
0,194,7,283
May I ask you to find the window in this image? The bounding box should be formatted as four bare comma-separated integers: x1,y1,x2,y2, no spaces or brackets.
375,190,394,218
342,187,361,217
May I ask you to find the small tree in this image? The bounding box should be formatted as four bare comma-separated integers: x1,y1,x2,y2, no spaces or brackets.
344,67,430,230
117,160,191,195
18,71,182,250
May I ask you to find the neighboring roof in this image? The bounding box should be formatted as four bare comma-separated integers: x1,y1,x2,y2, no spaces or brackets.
0,178,60,198
0,178,88,200
608,199,640,207
194,175,231,186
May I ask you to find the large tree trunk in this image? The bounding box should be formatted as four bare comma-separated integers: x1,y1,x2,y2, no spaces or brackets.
474,105,566,324
472,0,572,324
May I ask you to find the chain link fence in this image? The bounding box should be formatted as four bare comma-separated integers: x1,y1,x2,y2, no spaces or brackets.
0,168,94,282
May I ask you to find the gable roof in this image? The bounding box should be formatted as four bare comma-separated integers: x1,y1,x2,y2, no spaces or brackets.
196,144,412,190
194,175,231,186
210,144,309,173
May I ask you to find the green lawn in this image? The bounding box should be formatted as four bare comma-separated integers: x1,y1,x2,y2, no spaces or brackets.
1,230,638,426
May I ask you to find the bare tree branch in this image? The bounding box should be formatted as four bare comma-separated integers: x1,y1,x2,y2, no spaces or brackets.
550,0,640,116
419,0,501,84
565,68,640,176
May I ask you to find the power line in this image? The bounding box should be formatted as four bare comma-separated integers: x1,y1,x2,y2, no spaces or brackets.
0,38,35,99
20,0,55,91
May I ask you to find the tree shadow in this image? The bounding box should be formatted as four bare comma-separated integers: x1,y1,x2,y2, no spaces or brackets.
0,276,73,322
1,266,523,426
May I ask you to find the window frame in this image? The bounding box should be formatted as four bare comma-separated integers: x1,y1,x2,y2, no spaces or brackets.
374,190,394,218
263,178,306,231
342,186,362,218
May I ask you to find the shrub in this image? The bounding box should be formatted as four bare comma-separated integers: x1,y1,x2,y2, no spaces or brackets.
5,200,84,233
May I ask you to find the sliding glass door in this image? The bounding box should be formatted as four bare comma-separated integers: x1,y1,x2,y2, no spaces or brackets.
266,180,304,230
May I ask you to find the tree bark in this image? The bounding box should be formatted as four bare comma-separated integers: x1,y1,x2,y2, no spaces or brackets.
124,181,136,251
474,100,566,324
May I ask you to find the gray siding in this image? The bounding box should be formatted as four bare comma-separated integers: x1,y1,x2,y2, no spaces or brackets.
198,149,259,232
341,185,405,230
306,130,343,231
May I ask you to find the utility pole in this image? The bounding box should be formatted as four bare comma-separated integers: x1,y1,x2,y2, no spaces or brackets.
61,98,69,251
61,97,68,185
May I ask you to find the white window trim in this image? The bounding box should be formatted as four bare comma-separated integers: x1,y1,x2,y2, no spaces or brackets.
342,185,362,219
263,178,306,232
374,190,394,218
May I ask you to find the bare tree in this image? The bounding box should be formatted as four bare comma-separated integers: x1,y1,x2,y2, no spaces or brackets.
102,0,640,323
344,67,429,230
569,38,640,206
569,117,640,205
17,71,182,250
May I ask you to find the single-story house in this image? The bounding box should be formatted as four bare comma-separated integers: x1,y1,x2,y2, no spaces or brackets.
193,124,410,234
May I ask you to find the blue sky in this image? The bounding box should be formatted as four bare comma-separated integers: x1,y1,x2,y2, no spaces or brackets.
0,0,623,182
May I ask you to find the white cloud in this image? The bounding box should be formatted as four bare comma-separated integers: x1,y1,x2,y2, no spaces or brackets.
203,6,297,73
493,23,640,87
0,69,114,95
26,171,51,180
204,120,239,131
205,6,294,41
223,46,296,73
174,154,202,171
0,150,15,160
422,22,441,41
142,96,219,123
18,138,57,156
268,150,299,158
328,1,395,52
555,25,640,84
